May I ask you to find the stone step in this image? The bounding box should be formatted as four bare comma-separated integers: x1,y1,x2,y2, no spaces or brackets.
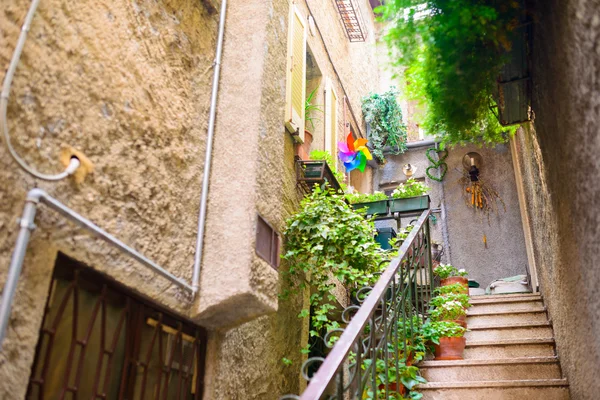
467,308,548,326
420,357,562,382
418,379,570,400
469,299,544,314
470,294,542,305
470,292,538,300
465,322,554,341
463,338,556,359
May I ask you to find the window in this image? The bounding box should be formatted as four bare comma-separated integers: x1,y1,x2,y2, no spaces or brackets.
256,215,281,270
325,78,339,169
285,4,307,142
27,253,207,400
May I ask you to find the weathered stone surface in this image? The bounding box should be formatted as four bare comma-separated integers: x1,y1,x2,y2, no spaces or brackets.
510,1,600,398
0,0,218,397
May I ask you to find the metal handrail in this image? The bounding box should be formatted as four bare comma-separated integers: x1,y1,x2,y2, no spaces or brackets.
284,209,435,400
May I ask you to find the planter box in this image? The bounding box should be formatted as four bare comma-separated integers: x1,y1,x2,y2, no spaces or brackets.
389,195,430,213
351,200,388,216
296,160,341,193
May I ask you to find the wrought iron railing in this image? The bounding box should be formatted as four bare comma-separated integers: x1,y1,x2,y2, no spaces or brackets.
282,209,435,400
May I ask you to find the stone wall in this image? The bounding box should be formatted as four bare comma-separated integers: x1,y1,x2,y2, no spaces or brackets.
511,0,600,397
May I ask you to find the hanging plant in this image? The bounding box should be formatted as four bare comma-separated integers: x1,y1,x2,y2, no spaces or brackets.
361,88,408,161
378,0,522,146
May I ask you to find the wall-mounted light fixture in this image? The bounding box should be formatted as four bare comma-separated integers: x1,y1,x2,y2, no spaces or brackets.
462,152,483,182
402,163,417,178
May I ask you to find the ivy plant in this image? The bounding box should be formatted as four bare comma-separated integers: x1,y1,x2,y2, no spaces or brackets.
282,186,384,336
361,88,408,161
378,0,521,146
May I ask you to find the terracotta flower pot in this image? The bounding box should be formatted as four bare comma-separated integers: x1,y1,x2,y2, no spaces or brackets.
377,382,405,396
434,336,466,360
440,276,469,293
447,314,467,329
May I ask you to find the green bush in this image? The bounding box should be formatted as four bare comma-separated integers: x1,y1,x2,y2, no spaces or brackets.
378,0,521,146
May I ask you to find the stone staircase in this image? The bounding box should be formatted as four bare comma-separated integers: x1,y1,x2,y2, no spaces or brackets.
418,293,570,399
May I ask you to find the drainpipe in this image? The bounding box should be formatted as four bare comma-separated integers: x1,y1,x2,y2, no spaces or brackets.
192,0,227,295
0,189,194,351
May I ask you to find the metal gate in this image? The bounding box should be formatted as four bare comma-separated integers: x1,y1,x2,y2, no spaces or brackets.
27,253,206,400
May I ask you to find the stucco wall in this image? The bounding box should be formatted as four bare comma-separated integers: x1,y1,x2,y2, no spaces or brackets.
202,1,382,399
374,144,529,288
0,0,218,397
512,0,600,397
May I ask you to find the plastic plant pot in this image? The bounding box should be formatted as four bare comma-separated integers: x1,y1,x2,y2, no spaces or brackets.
389,195,430,213
351,200,389,216
375,227,397,250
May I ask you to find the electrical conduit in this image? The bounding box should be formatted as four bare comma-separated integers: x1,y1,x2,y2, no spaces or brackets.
192,0,227,295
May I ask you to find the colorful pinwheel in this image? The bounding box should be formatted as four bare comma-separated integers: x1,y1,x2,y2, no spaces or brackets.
338,133,373,172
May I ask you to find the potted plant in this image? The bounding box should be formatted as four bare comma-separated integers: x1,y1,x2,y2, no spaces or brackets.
433,264,468,290
361,88,408,162
346,191,389,216
389,179,430,213
422,321,467,361
433,283,470,297
429,294,471,328
296,150,346,193
363,358,426,399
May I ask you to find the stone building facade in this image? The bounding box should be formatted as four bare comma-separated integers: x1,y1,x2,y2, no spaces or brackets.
0,0,380,398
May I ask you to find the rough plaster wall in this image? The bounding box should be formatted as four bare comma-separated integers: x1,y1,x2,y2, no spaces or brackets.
374,145,529,287
203,0,306,398
0,0,217,397
513,1,600,397
302,0,379,149
194,0,280,328
442,144,528,287
205,2,382,398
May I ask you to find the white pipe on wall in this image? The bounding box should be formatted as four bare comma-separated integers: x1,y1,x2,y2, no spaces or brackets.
192,0,228,295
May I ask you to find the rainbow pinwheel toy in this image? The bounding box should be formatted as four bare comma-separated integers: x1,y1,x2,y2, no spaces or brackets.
338,133,373,172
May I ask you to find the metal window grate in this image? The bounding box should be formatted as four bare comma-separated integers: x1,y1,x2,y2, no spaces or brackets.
335,0,368,42
26,253,207,400
256,215,280,269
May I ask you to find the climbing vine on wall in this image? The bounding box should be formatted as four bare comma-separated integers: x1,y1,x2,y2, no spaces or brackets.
281,186,384,337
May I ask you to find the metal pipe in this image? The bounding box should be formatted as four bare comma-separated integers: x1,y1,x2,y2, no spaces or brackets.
0,188,194,351
192,0,227,294
1,0,79,181
406,138,437,149
0,190,40,350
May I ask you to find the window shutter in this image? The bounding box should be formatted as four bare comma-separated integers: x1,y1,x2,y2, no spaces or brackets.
325,78,339,169
285,5,307,142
